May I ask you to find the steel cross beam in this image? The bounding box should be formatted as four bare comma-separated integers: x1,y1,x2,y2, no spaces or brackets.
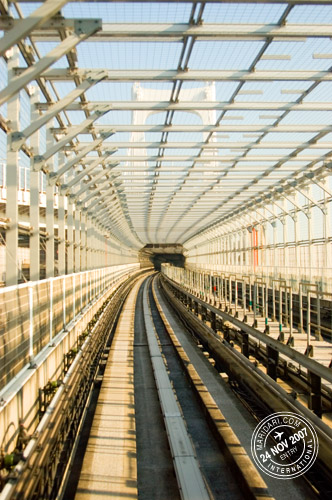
60,155,118,194
34,109,110,171
0,0,69,56
49,133,114,183
189,161,332,242
25,68,332,82
76,177,118,206
68,168,117,201
77,154,329,162
51,124,332,134
99,210,130,229
242,206,270,226
10,1,332,4
86,191,117,215
97,205,123,222
0,17,80,33
256,200,286,222
49,140,332,150
10,71,107,151
273,189,309,216
17,22,332,42
304,172,332,198
0,19,102,106
288,182,327,213
39,101,332,112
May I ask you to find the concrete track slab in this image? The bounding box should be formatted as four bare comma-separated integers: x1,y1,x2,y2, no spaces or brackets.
74,282,141,500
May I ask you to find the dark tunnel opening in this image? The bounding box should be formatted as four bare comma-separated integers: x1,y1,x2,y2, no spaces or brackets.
151,253,185,271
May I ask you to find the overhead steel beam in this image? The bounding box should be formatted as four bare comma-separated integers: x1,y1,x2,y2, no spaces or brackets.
97,205,124,222
288,183,326,213
34,109,110,170
90,154,329,162
11,1,332,4
73,141,332,150
0,19,102,106
53,124,332,134
49,133,114,183
37,100,332,112
2,19,331,41
0,16,79,33
85,190,117,215
61,155,118,194
76,177,118,206
188,163,332,241
69,168,115,201
23,68,332,82
17,22,332,42
0,0,69,56
10,71,107,151
304,173,332,198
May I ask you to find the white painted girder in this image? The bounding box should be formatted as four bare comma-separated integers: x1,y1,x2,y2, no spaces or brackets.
34,110,110,169
49,135,115,183
4,21,332,42
61,155,118,193
17,68,332,82
39,100,332,112
98,154,330,162
0,0,69,56
56,124,332,133
11,71,107,151
84,141,332,150
0,20,102,106
11,1,332,4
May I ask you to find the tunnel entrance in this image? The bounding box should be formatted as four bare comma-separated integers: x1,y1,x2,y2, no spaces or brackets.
151,253,185,271
139,244,185,271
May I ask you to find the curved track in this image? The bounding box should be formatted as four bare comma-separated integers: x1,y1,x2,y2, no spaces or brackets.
1,272,330,500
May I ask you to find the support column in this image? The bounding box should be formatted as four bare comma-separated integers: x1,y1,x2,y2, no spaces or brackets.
85,216,89,270
6,48,20,286
57,152,66,275
67,201,74,274
96,223,102,268
86,216,93,270
322,181,328,272
81,211,87,271
45,122,55,278
74,206,81,272
307,205,312,284
30,86,40,282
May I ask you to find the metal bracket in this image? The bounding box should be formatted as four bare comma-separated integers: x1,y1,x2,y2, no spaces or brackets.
73,19,102,36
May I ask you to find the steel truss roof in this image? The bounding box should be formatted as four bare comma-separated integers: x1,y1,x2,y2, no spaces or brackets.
1,0,332,249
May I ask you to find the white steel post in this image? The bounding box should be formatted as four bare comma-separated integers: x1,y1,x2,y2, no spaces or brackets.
307,203,312,284
30,86,41,282
29,284,35,366
80,272,83,311
63,276,66,330
49,278,54,344
46,120,55,278
6,48,20,286
73,273,76,321
74,207,81,273
307,290,311,348
67,201,74,274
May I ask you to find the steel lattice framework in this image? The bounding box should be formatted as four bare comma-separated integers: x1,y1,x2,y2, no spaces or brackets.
0,0,332,285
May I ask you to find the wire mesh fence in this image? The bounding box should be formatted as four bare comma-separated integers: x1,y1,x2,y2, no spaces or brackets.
0,264,139,390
